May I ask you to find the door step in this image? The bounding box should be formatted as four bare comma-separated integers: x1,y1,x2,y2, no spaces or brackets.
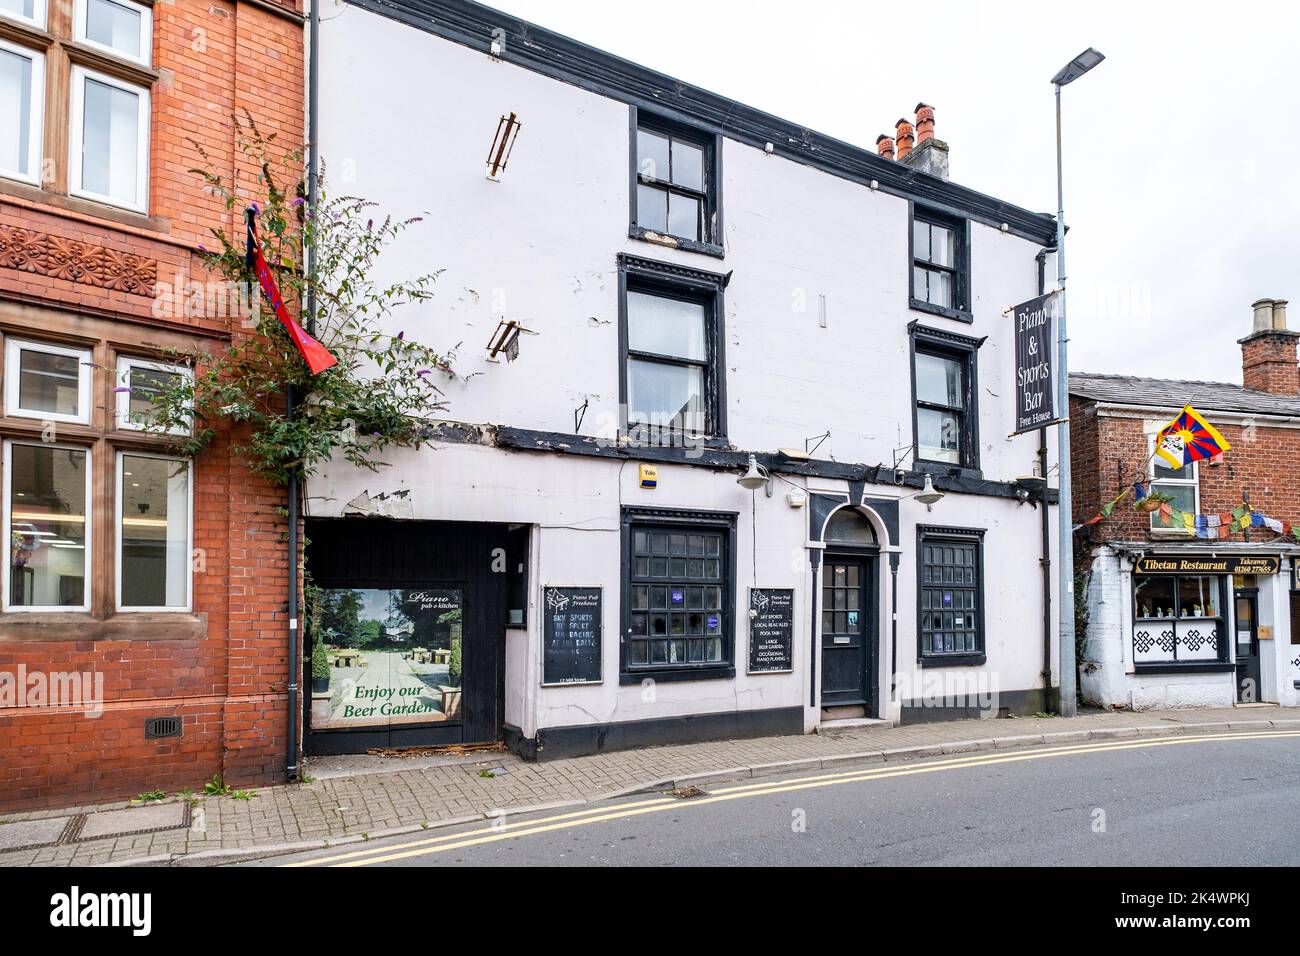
1233,701,1278,708
816,717,895,733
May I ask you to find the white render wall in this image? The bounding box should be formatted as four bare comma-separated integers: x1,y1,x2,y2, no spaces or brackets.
312,4,1061,735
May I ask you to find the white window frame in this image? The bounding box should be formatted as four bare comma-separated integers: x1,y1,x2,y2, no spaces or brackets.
115,355,192,434
4,336,93,425
68,64,150,213
1148,431,1199,534
0,0,47,29
2,440,93,613
73,0,152,67
0,37,45,186
116,450,193,612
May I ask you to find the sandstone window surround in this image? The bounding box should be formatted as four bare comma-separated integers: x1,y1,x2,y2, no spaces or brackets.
0,0,158,216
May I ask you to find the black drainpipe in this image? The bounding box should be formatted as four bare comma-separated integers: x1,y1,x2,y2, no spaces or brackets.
1037,246,1054,707
888,553,899,706
809,556,820,708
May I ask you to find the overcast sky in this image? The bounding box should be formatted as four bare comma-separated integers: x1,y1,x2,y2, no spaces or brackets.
487,0,1300,385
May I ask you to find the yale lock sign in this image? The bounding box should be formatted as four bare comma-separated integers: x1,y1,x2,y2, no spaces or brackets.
638,464,658,489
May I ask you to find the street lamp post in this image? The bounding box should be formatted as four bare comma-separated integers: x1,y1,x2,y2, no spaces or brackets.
1050,47,1104,718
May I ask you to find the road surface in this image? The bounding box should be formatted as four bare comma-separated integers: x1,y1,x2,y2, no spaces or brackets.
259,731,1300,867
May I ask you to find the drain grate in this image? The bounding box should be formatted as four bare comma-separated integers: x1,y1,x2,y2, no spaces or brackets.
144,716,182,739
665,785,708,800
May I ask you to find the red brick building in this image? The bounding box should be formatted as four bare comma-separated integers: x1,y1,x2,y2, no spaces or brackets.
1070,298,1300,711
0,0,302,809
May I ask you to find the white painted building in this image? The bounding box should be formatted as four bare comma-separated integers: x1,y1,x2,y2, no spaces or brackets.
305,0,1062,758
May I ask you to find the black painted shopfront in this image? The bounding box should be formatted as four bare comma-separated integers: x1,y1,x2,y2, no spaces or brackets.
303,518,526,755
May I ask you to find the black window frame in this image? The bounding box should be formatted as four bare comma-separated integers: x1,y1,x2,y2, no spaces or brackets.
629,107,724,258
909,322,984,476
916,525,986,667
1131,573,1229,669
909,203,971,321
620,506,737,684
617,253,728,444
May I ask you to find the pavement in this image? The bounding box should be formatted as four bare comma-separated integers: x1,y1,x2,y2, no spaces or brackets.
0,704,1296,867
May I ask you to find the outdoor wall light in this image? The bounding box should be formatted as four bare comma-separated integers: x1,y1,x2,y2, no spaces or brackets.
913,473,944,511
737,454,772,496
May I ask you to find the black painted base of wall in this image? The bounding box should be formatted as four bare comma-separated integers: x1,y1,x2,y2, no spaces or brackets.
506,706,805,762
899,687,1057,724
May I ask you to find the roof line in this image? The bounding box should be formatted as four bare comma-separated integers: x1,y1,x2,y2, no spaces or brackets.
345,0,1059,244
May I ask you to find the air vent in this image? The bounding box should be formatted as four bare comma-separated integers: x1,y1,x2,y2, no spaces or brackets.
144,716,182,739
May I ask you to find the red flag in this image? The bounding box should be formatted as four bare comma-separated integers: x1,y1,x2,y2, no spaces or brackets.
246,210,337,375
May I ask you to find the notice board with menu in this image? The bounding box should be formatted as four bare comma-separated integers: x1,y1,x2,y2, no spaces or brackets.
542,587,602,685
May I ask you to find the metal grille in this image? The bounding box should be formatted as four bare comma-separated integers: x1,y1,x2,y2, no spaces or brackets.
144,716,182,739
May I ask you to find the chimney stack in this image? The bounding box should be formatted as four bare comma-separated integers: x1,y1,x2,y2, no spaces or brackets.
1239,297,1300,395
875,134,895,160
899,102,949,180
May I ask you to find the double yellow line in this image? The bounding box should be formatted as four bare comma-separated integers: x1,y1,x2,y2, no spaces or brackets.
283,730,1299,867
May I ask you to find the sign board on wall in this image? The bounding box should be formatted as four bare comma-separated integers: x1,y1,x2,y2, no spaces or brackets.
1134,555,1281,576
542,587,603,685
310,588,463,730
1010,292,1058,435
748,588,795,673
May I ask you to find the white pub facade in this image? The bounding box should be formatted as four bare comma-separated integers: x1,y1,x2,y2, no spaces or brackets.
304,0,1063,758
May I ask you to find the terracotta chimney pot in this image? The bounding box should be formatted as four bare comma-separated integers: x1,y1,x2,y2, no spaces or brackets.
895,118,915,160
875,134,895,160
914,102,935,144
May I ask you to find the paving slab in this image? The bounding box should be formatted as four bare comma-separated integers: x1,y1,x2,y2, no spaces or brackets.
0,816,71,851
75,802,188,841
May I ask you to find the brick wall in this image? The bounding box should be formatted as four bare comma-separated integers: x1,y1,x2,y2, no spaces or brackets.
0,0,303,810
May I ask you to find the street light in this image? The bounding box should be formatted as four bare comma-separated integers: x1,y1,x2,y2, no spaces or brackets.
1052,47,1104,718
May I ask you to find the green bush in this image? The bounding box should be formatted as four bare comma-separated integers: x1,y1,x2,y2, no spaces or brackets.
311,638,330,680
448,641,462,686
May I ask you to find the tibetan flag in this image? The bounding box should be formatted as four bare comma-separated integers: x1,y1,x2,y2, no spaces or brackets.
246,210,337,375
1154,405,1230,470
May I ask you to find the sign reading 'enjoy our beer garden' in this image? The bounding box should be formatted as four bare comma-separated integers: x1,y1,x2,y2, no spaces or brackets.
1011,291,1059,435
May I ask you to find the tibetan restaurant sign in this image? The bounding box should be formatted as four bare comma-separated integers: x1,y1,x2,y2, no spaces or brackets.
1134,555,1281,576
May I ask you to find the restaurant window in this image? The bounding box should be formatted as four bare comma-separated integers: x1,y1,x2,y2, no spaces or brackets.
3,442,91,611
4,337,93,424
74,0,152,67
917,526,985,664
622,508,735,681
910,207,969,318
1132,573,1226,666
69,65,150,212
0,38,44,185
619,254,726,441
117,453,190,610
116,356,190,433
631,112,720,253
911,325,981,471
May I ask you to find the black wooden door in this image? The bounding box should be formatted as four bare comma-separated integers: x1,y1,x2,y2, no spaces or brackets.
820,556,875,711
1235,590,1261,702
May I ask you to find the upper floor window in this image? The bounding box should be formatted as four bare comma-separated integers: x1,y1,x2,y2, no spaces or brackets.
4,337,93,424
911,324,982,472
116,355,191,433
618,254,727,442
0,0,46,27
0,38,44,184
911,207,970,319
1149,440,1198,533
631,111,721,255
69,65,150,211
75,0,153,67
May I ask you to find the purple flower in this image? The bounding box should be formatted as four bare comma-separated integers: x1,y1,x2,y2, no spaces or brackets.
114,386,131,393
396,331,404,341
416,369,431,377
197,243,207,253
250,201,261,215
291,196,305,208
366,219,373,230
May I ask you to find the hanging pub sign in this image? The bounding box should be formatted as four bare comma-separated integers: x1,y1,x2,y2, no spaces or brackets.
542,587,603,685
1134,554,1281,576
747,588,795,673
1011,291,1058,435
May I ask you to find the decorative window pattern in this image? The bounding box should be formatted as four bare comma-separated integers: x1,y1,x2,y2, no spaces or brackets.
917,527,984,662
1132,573,1225,664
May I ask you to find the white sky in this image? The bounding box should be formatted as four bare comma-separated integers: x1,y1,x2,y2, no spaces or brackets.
486,0,1300,385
